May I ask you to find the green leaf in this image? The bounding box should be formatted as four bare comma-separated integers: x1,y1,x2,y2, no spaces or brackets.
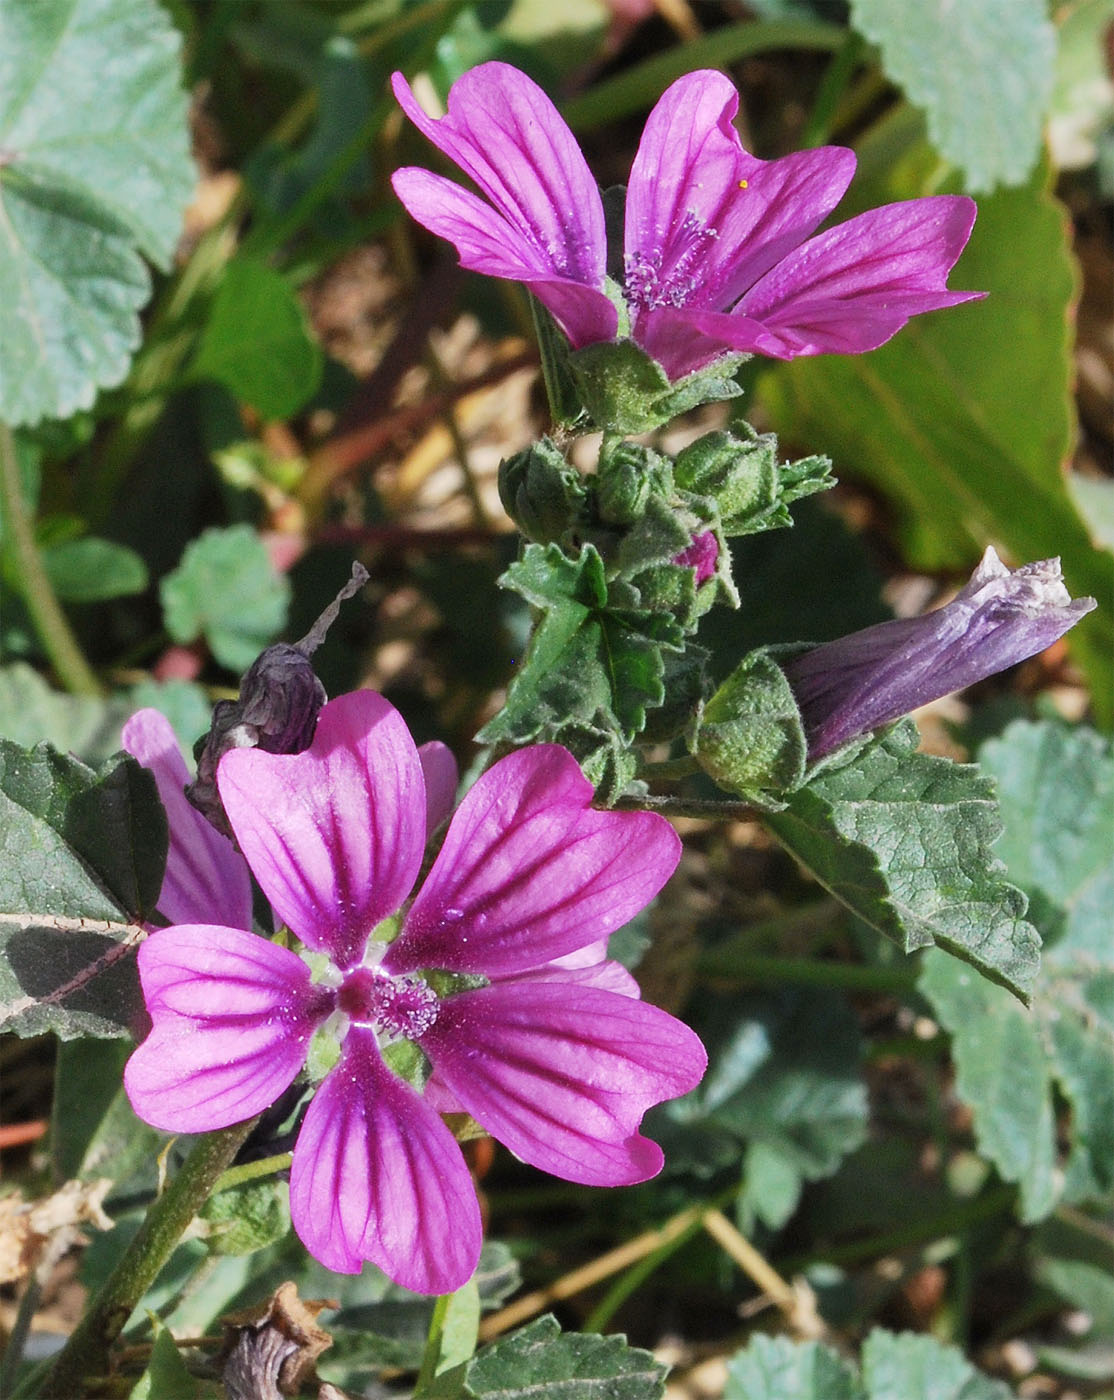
160,524,291,672
52,1039,160,1187
0,742,166,1038
43,535,148,602
726,1330,1016,1400
849,0,1055,191
725,1333,863,1400
919,950,1057,1221
860,1329,1015,1399
920,721,1114,1215
668,987,868,1229
200,1178,290,1256
465,1316,667,1400
189,258,323,420
765,723,1041,1001
480,544,680,764
128,1326,208,1400
758,154,1114,721
0,0,194,424
0,662,127,763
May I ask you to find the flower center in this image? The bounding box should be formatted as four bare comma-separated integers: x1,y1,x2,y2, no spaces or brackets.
623,210,719,312
338,966,440,1040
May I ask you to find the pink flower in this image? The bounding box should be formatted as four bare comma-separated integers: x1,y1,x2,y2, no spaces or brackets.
391,64,982,380
124,691,705,1294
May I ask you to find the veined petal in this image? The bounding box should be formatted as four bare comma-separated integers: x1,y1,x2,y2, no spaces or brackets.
392,65,606,288
385,745,680,977
218,691,426,969
391,169,618,349
736,195,982,357
783,547,1098,758
124,924,329,1133
519,940,641,998
418,740,458,835
420,979,706,1185
625,71,855,315
122,709,252,930
288,1027,481,1292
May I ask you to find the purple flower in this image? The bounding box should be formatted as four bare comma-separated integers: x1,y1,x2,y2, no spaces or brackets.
782,549,1097,759
391,64,982,380
124,691,705,1294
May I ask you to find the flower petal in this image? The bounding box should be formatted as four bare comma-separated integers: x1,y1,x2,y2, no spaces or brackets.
420,979,706,1185
392,64,606,288
736,195,982,357
418,740,458,835
122,709,252,930
124,924,329,1133
288,1026,482,1292
783,547,1098,757
385,745,680,977
625,71,855,316
218,691,426,969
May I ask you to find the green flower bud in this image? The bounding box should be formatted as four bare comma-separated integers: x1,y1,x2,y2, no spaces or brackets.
498,439,587,544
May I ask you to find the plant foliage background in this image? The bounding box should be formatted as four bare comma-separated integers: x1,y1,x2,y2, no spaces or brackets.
0,1,1111,1397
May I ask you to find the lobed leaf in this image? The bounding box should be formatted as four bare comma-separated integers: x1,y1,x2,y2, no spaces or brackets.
920,721,1114,1216
765,722,1041,1002
849,0,1055,191
465,1316,667,1400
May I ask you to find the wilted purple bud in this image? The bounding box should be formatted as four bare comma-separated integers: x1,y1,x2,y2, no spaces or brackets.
782,548,1097,759
673,530,719,585
187,564,369,837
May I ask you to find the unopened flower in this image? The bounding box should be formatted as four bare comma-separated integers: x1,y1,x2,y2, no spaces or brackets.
674,530,719,585
782,548,1097,759
124,691,705,1294
391,64,981,380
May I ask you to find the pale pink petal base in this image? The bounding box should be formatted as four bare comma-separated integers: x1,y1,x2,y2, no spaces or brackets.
218,691,426,968
124,925,330,1132
420,980,707,1185
289,1027,482,1292
387,746,680,977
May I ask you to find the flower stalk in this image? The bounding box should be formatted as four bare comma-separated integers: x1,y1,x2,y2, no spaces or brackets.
39,1118,258,1399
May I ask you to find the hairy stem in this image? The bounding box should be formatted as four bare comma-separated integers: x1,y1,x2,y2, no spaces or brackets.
38,1119,257,1398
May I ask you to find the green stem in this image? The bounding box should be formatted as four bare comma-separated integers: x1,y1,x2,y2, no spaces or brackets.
0,423,101,696
211,1151,292,1196
695,950,919,994
38,1119,257,1399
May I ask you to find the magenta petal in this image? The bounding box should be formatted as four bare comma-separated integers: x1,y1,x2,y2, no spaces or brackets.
625,71,855,315
737,195,982,356
392,65,605,289
124,925,328,1133
385,745,680,977
218,691,426,969
122,709,252,930
421,979,706,1185
418,740,458,835
288,1027,481,1292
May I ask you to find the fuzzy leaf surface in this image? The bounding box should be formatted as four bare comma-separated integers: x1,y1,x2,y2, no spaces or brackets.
765,723,1041,1001
0,0,193,422
466,1316,667,1400
920,721,1114,1216
849,0,1055,191
0,742,165,1038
